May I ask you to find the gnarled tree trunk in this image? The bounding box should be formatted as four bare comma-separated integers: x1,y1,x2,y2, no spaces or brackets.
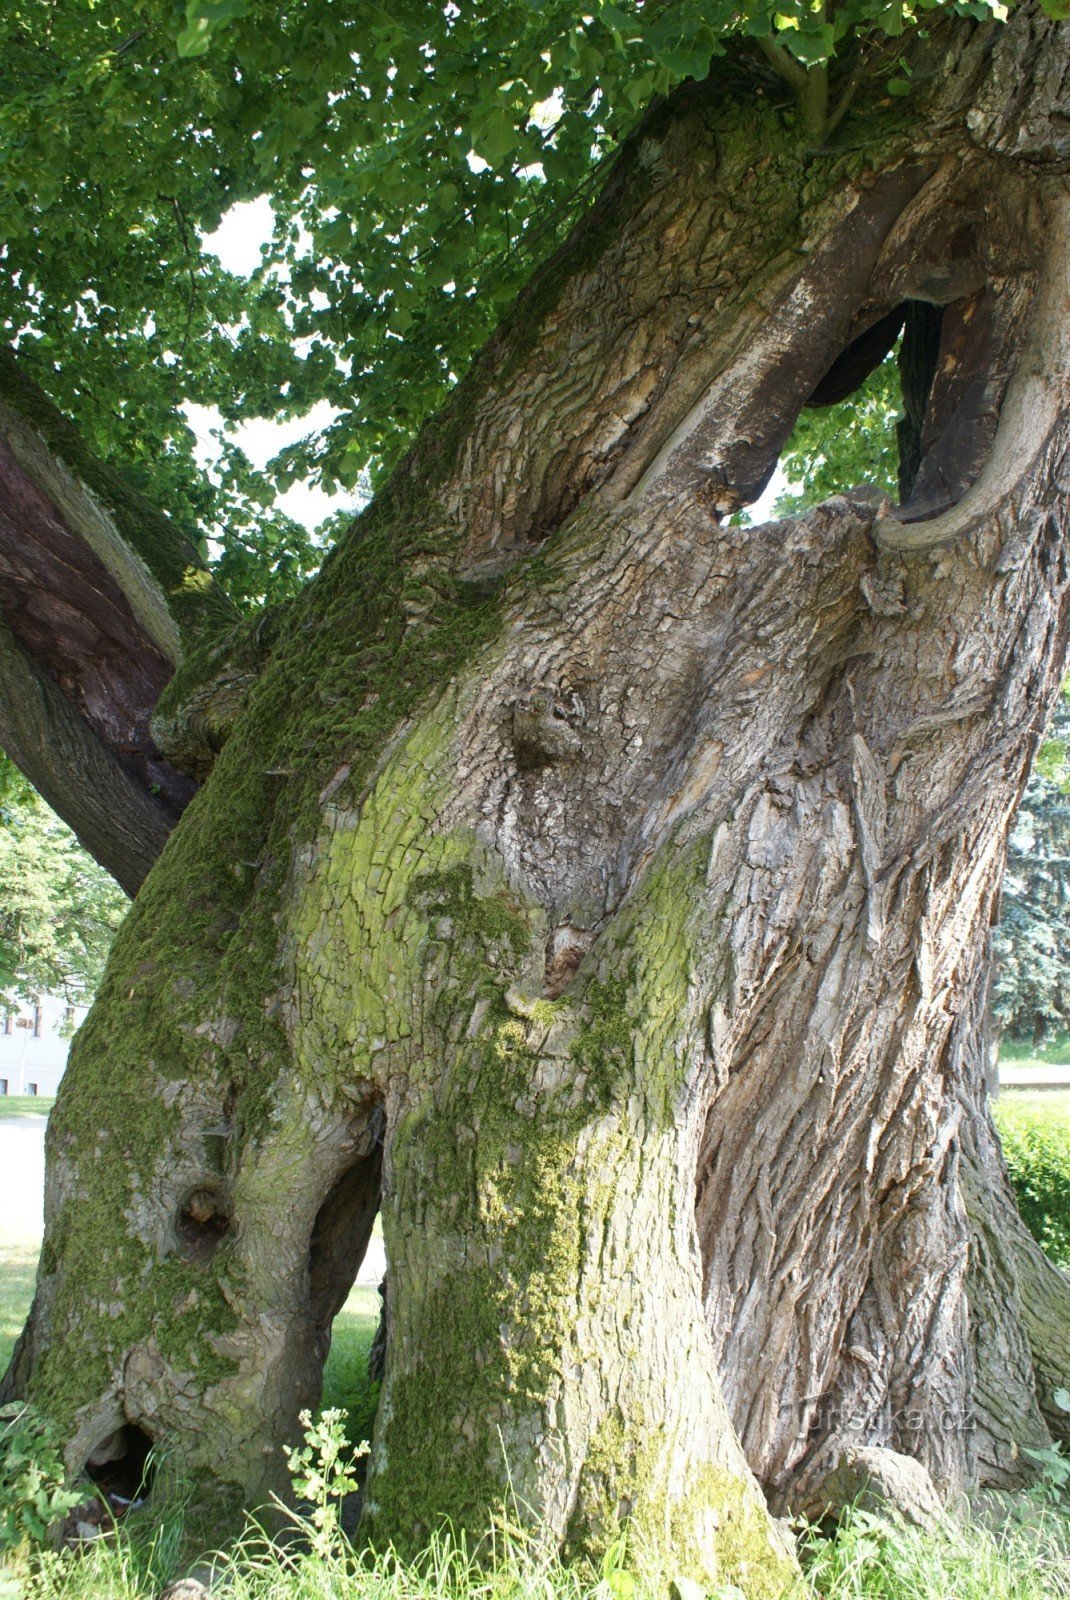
6,8,1070,1590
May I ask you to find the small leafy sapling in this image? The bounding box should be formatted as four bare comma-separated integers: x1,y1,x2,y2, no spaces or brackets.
0,1403,83,1561
281,1408,368,1559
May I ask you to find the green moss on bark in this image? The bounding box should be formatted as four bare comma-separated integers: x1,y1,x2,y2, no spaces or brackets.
570,1410,797,1598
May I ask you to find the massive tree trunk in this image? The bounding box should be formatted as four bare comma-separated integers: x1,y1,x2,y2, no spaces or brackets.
6,8,1070,1589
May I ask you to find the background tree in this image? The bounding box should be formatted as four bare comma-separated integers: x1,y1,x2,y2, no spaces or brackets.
993,692,1070,1044
2,3,1070,1593
0,755,127,1008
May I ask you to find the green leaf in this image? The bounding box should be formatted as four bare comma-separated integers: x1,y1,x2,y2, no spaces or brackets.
176,16,213,58
670,1579,708,1600
471,106,522,168
782,23,836,65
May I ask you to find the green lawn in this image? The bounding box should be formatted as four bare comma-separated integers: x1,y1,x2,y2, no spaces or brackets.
1000,1031,1070,1069
0,1095,55,1119
319,1283,381,1446
997,1088,1070,1125
0,1242,39,1367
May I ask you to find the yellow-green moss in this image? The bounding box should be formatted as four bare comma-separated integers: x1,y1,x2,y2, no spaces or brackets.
571,1412,797,1599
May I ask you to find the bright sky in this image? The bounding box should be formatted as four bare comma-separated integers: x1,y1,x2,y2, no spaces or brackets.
196,199,351,533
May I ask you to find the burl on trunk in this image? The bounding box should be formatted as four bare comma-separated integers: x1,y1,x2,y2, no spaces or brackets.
6,8,1070,1592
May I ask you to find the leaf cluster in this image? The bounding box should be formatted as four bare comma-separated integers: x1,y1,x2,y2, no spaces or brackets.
774,348,902,513
994,1100,1070,1268
0,1403,83,1560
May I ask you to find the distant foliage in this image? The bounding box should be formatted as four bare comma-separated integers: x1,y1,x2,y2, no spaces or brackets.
0,755,127,1009
775,351,902,514
994,694,1070,1044
994,1102,1070,1268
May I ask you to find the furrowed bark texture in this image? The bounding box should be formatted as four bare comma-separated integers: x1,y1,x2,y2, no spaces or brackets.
8,7,1070,1586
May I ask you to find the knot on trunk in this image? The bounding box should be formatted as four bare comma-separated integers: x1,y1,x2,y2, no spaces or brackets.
511,685,586,771
152,611,281,782
176,1183,232,1260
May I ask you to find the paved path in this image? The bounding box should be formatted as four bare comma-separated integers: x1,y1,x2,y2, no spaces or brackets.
0,1112,387,1285
0,1114,46,1243
999,1065,1070,1089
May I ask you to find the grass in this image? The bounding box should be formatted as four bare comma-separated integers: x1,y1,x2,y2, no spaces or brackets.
3,1493,1069,1600
996,1088,1070,1125
0,1243,38,1366
999,1031,1070,1069
802,1504,1070,1598
0,1097,55,1120
319,1284,381,1449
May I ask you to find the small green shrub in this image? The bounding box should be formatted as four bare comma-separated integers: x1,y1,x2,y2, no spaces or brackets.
1025,1440,1070,1504
994,1102,1070,1267
280,1406,367,1559
0,1402,82,1587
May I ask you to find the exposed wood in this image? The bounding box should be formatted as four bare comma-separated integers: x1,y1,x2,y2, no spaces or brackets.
0,350,237,876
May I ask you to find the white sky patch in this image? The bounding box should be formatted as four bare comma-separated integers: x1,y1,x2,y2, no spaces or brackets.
238,400,349,528
195,199,356,531
201,195,275,276
529,89,563,132
184,398,351,529
740,465,791,525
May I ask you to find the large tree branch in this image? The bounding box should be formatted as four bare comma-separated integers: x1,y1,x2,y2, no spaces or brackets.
0,615,172,895
0,348,239,881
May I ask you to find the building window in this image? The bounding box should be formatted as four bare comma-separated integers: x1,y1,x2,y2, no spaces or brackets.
2,1013,10,1035
0,1079,8,1095
26,1083,37,1097
33,1004,42,1039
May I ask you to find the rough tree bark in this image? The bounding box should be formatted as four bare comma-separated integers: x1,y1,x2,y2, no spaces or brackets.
5,8,1070,1591
0,352,235,890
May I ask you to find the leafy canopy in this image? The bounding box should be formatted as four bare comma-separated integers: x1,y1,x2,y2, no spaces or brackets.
0,0,1026,604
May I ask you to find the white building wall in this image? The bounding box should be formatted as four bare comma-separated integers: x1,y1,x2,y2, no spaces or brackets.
0,994,88,1098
